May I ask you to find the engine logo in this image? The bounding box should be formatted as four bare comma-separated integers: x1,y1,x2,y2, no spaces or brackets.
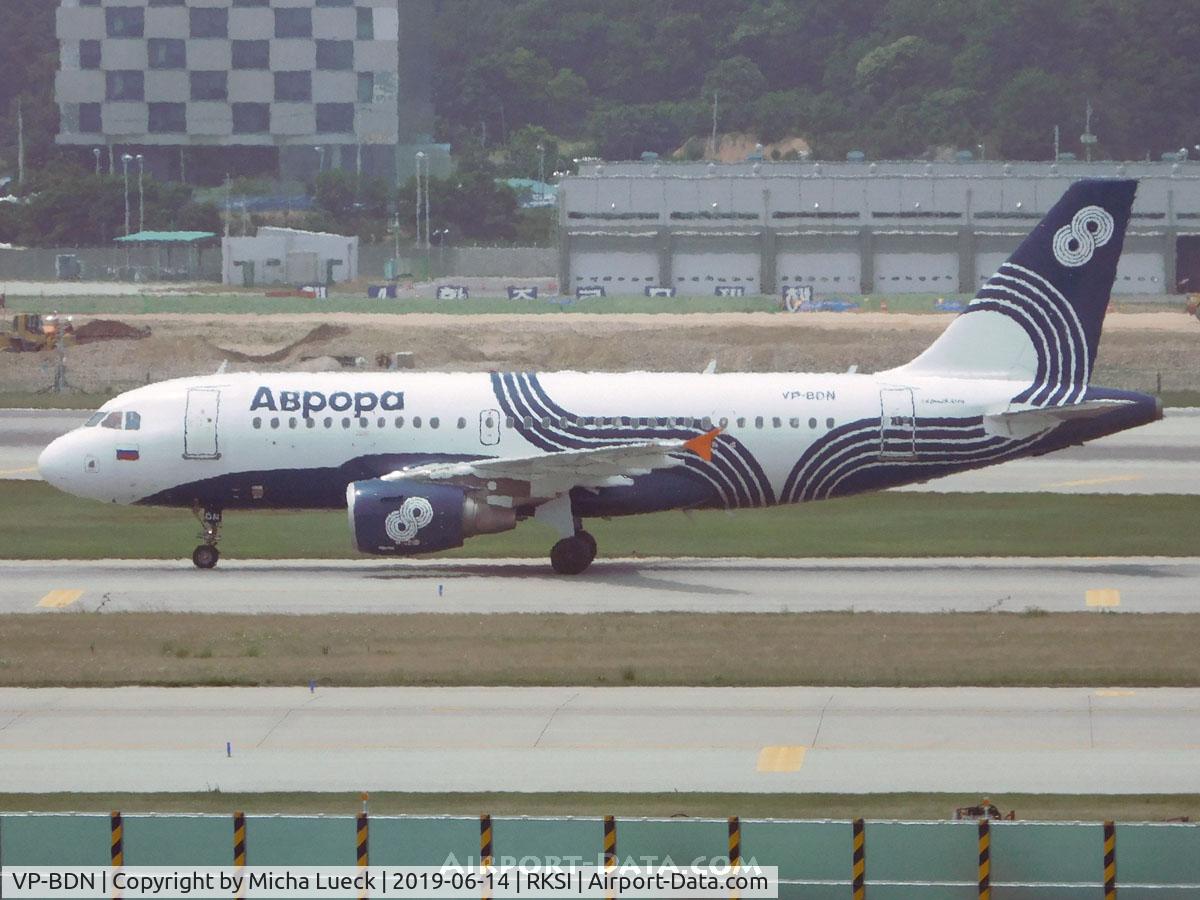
385,497,435,544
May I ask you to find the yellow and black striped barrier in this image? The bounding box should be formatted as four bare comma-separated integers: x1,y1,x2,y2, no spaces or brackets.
480,814,493,900
110,811,123,899
977,819,990,899
727,816,741,900
851,817,865,900
233,811,247,899
357,809,369,899
603,815,616,900
1103,821,1117,899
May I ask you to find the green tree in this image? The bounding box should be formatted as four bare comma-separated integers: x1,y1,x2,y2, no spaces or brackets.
992,68,1074,160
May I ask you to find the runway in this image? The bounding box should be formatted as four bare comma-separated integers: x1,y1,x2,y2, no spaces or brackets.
1,686,1196,793
3,556,1198,614
2,408,1198,492
0,410,83,480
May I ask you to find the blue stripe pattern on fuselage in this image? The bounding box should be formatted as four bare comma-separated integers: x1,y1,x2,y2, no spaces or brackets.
781,415,1038,503
489,372,776,509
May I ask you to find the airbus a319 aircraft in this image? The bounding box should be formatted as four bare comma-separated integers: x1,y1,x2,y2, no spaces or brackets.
39,179,1159,574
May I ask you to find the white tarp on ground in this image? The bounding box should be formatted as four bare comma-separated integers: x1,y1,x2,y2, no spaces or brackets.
221,227,359,287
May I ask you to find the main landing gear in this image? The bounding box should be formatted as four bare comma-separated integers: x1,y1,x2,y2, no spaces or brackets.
191,505,223,570
550,528,597,575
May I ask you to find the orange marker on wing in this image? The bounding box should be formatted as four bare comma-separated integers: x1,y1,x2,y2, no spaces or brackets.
683,427,723,462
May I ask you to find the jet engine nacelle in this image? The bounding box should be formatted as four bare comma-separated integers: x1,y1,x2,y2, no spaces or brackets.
346,478,517,555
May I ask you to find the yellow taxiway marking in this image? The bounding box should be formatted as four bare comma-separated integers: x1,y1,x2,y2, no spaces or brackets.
37,589,84,609
0,467,37,477
1095,689,1136,697
756,745,807,773
1042,474,1142,489
1086,589,1121,608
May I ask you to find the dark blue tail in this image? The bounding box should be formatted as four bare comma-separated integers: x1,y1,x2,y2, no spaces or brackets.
899,179,1137,406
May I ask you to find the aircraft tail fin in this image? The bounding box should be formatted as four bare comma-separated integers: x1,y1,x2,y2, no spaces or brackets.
891,178,1137,406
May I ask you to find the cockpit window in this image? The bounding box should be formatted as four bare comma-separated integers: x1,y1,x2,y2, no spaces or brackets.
101,412,123,429
125,412,141,431
84,412,106,427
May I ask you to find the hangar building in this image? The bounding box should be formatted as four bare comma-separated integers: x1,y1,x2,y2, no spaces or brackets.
557,160,1200,296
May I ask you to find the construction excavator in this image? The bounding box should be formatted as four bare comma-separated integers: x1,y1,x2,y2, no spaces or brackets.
3,313,75,352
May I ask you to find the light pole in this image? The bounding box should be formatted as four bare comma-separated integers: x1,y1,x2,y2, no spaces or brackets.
121,153,133,236
536,142,545,202
93,148,102,176
433,227,450,276
313,145,325,174
136,154,144,233
415,151,426,249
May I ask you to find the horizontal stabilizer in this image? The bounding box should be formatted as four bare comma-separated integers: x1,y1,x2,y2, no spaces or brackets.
983,398,1134,438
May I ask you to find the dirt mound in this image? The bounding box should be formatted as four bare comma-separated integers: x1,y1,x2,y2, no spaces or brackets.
74,319,151,344
208,323,350,363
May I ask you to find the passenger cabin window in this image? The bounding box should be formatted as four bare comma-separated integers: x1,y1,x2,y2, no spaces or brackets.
736,417,746,429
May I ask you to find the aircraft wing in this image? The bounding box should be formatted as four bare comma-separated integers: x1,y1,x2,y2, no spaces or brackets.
983,399,1136,439
381,430,721,498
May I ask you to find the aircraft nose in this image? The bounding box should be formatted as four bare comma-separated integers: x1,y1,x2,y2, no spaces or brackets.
37,436,73,491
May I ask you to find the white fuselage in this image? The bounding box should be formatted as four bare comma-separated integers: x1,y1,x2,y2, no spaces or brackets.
37,368,1134,514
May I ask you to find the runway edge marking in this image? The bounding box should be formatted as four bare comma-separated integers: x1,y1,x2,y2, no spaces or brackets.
37,589,84,609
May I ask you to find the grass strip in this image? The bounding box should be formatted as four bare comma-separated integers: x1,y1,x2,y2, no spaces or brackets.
1,792,1196,822
3,612,1200,688
1,482,1199,559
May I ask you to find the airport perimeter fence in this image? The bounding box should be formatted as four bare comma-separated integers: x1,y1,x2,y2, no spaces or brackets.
1,813,1199,898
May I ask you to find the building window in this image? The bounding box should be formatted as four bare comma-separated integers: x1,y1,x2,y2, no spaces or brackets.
274,71,311,103
148,102,186,134
148,0,185,6
190,71,227,102
190,8,228,39
316,0,354,5
356,7,374,39
275,7,312,38
79,40,101,70
316,40,353,70
78,103,102,134
316,103,354,134
148,38,186,70
357,72,374,104
232,40,269,70
106,6,144,38
231,103,270,134
232,0,270,6
106,71,144,102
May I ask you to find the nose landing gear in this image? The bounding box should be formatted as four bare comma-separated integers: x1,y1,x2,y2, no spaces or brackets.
191,505,223,569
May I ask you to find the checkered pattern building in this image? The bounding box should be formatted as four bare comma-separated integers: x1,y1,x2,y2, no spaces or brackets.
55,0,409,178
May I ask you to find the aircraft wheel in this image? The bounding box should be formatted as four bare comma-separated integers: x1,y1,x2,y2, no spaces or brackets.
576,530,597,557
192,545,220,570
550,535,595,575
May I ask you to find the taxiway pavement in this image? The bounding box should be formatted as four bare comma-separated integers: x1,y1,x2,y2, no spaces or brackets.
3,556,1196,614
0,686,1194,793
2,408,1198,492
